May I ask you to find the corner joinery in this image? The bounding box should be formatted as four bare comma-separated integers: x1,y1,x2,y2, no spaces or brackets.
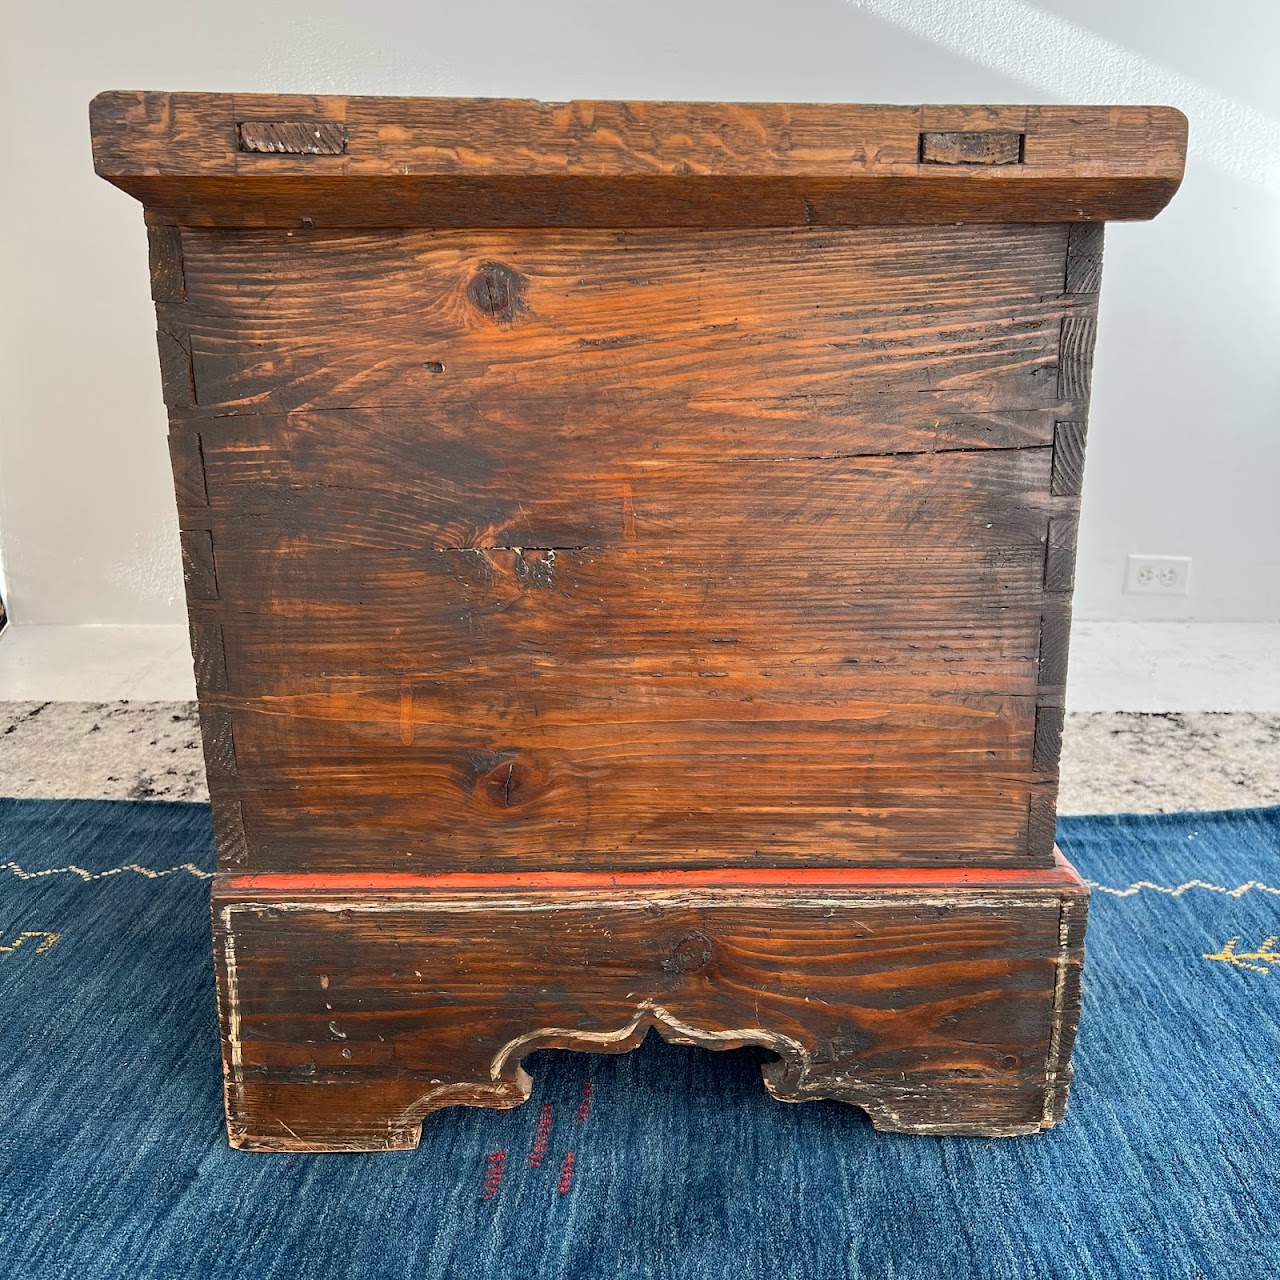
1028,223,1103,858
147,219,248,868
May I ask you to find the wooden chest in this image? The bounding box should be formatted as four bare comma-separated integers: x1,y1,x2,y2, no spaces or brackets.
91,94,1185,1148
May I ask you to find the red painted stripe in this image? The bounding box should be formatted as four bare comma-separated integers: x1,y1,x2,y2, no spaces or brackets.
217,856,1079,897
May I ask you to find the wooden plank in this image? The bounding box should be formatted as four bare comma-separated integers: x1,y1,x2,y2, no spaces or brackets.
192,407,1059,512
90,93,1187,227
219,740,1043,872
211,866,1088,1147
193,444,1056,554
199,544,1046,691
228,689,1035,767
178,402,1060,469
168,223,1076,414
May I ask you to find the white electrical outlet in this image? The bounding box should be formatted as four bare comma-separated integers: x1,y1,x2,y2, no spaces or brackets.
1125,554,1192,595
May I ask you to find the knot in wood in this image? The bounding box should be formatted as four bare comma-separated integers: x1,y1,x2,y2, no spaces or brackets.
467,261,524,326
468,750,549,810
670,931,714,973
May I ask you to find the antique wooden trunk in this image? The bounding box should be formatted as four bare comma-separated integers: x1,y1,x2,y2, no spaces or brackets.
91,93,1185,1149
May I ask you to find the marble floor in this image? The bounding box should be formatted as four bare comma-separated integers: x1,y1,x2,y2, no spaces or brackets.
0,701,1276,814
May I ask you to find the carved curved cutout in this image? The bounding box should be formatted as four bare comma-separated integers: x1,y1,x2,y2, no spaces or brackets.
391,1000,873,1139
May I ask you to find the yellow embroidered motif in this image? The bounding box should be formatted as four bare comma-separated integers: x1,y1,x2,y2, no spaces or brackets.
1203,935,1280,975
0,930,61,956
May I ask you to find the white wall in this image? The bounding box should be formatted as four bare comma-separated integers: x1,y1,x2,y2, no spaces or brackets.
2,0,1278,627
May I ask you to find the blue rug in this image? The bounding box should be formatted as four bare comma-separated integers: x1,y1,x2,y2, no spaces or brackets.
1,798,1276,1278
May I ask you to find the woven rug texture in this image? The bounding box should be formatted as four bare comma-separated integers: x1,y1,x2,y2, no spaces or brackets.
1,798,1276,1279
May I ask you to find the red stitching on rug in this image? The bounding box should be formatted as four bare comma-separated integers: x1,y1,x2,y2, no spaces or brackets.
576,1081,593,1124
558,1150,576,1194
528,1103,554,1168
482,1150,506,1201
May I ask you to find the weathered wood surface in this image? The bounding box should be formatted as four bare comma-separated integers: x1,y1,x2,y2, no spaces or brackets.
167,223,1078,415
90,94,1186,228
165,224,1080,414
92,94,1183,1143
237,120,347,156
212,858,1089,1149
155,221,1087,871
190,444,1057,556
920,130,1023,165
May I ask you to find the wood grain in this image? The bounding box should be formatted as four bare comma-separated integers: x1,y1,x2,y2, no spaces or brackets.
189,621,227,693
146,223,185,302
190,440,1058,553
1032,705,1066,773
196,545,1049,689
1045,515,1081,593
178,528,217,601
212,859,1088,1149
1057,315,1098,402
238,120,347,155
90,93,1187,228
1065,223,1105,294
91,93,1181,1143
199,708,237,778
920,131,1023,165
216,710,1042,871
1051,420,1088,496
169,224,1078,416
175,437,1063,868
156,221,1087,873
166,431,207,508
212,799,249,866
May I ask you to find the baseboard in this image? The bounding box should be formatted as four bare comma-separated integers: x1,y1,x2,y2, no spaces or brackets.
1066,621,1280,712
0,624,196,701
0,621,1276,711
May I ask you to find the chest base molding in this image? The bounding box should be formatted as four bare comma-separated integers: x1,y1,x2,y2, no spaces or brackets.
213,854,1087,1150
